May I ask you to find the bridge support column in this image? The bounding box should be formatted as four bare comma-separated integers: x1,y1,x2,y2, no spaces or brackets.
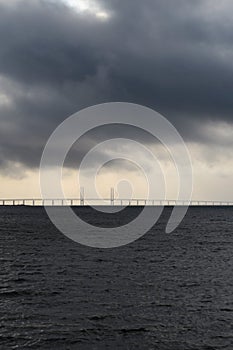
80,187,84,206
110,188,114,206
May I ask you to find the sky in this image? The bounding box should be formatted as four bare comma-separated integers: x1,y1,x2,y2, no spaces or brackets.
1,0,233,200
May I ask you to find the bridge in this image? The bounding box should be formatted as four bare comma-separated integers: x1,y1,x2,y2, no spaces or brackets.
0,199,232,206
0,187,232,206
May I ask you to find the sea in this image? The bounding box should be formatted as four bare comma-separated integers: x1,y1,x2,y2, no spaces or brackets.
1,206,233,350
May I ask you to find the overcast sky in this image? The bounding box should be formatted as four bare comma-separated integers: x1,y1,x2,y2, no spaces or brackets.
1,0,233,200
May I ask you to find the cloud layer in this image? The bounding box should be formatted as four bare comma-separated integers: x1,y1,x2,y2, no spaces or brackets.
1,0,233,172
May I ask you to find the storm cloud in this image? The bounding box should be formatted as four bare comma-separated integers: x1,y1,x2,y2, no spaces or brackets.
1,0,233,172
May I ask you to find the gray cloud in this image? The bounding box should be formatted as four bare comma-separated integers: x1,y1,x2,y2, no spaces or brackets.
1,0,233,173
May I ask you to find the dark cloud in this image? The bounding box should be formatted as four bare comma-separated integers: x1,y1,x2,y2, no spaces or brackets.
1,0,233,173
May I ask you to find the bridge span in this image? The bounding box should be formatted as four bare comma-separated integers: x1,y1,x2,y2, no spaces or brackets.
1,187,233,206
0,198,233,206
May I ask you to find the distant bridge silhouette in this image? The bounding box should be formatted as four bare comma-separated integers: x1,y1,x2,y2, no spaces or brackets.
0,187,232,206
0,199,232,206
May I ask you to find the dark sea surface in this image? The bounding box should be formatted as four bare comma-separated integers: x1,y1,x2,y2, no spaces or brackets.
1,206,233,350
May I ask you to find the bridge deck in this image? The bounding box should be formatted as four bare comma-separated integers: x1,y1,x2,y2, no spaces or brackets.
0,199,233,206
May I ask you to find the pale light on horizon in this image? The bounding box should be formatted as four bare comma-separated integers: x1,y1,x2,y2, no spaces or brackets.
2,138,233,201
